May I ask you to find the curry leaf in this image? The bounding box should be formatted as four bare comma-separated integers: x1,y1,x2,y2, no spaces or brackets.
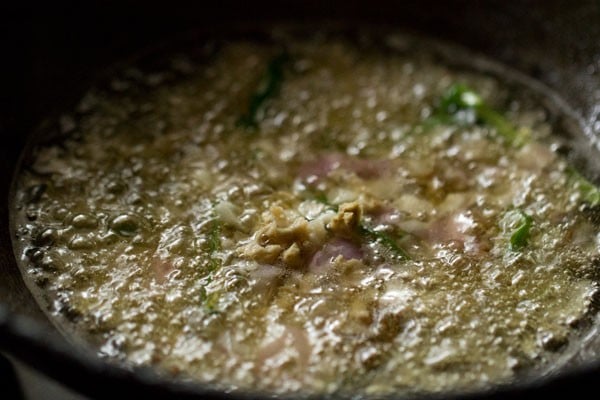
204,291,221,315
438,85,599,208
358,225,411,261
435,83,529,147
199,286,221,315
312,191,339,212
567,167,600,207
199,217,223,311
238,53,289,129
206,218,222,272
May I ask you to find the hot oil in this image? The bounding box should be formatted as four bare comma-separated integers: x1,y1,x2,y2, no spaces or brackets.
10,27,600,396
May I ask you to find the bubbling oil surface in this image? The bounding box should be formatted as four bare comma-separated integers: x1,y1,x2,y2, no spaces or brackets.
12,29,600,396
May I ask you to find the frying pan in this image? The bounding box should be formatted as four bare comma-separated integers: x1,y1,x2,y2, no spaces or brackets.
2,1,600,398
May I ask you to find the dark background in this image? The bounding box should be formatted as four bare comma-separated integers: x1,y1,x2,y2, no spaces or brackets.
3,0,600,152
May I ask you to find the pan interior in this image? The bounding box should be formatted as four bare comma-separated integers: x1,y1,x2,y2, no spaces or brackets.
9,26,600,397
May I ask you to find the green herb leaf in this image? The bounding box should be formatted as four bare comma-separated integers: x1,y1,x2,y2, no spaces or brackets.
312,191,339,212
238,53,288,129
358,225,411,261
510,211,533,251
204,291,221,315
567,167,600,207
206,218,222,272
434,83,529,147
438,83,484,112
199,286,221,315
